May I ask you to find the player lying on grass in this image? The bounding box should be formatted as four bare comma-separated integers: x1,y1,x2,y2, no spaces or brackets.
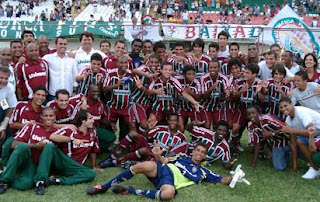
86,142,233,200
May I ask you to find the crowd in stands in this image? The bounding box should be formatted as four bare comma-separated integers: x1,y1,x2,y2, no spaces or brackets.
1,29,320,198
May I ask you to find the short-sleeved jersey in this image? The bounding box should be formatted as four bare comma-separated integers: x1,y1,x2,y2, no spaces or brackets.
248,114,289,147
53,127,100,164
236,78,261,110
103,69,135,109
189,126,231,163
9,101,45,135
103,55,133,72
201,72,228,111
291,82,320,113
131,65,154,106
175,75,201,111
193,54,211,78
14,123,57,164
266,79,294,119
16,59,49,99
167,54,194,75
167,153,223,184
78,66,107,86
69,94,106,127
148,76,184,111
46,101,77,124
147,125,186,154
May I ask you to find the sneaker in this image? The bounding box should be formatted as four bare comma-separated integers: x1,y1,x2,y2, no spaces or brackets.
86,184,106,195
44,176,60,187
121,161,137,169
35,181,45,195
99,158,116,168
112,186,132,195
0,183,8,194
302,167,320,179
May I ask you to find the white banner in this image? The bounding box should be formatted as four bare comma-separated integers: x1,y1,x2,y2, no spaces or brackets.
161,23,263,40
124,23,163,42
259,5,320,57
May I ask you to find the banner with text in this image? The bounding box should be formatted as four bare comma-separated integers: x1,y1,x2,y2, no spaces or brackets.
0,21,122,39
162,23,263,40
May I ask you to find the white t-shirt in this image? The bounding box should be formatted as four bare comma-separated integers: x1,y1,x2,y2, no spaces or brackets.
291,82,320,113
0,83,17,109
218,47,229,59
258,61,294,80
73,47,106,72
285,106,320,130
286,64,300,75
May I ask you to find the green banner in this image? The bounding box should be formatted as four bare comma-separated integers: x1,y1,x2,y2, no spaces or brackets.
0,21,122,39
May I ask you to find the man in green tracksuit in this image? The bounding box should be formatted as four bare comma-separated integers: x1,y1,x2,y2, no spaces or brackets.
0,108,95,195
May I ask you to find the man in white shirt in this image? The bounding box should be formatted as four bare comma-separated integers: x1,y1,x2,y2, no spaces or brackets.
73,31,106,72
280,97,320,179
217,31,230,61
43,37,78,100
291,71,320,113
258,50,294,80
0,66,17,142
281,50,300,75
0,47,15,88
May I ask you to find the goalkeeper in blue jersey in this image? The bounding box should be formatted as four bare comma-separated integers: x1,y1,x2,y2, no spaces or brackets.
86,141,233,200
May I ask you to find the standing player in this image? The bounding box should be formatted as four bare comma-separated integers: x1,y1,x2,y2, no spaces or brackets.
217,31,229,71
208,42,219,61
129,39,144,69
175,65,201,131
145,62,201,123
230,64,261,153
201,60,228,129
16,43,49,101
167,42,193,75
10,40,23,68
191,38,211,77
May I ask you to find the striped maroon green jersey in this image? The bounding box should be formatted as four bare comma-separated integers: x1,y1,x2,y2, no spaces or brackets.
131,65,154,106
201,72,228,111
148,76,184,111
225,74,243,109
236,78,261,110
103,69,134,109
189,126,231,163
167,54,194,75
147,125,186,155
248,114,289,147
193,54,211,78
175,75,201,111
266,79,294,119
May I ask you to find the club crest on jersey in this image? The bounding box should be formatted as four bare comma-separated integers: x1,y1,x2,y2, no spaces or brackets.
192,166,198,173
40,63,45,71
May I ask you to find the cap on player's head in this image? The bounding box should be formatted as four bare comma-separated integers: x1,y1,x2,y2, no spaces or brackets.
90,52,103,62
74,109,90,127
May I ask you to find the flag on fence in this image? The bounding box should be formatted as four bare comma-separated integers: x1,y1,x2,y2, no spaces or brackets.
124,23,163,42
259,5,320,57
